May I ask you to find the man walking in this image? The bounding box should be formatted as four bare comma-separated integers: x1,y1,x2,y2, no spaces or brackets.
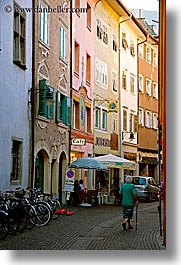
119,176,138,230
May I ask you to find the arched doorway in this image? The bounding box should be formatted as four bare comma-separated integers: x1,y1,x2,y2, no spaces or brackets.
35,149,49,191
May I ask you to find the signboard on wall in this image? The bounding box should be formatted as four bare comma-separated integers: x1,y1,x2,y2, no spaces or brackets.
71,138,86,146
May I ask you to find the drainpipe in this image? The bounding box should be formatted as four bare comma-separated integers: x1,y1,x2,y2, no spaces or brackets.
30,0,36,188
68,0,73,165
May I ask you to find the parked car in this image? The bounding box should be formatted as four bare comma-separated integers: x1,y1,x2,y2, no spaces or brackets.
129,176,159,202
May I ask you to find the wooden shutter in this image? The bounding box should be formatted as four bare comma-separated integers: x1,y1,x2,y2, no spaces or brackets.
46,86,54,120
62,96,72,125
56,91,61,123
66,97,72,125
38,79,47,116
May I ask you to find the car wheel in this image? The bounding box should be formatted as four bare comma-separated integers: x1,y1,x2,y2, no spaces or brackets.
147,193,152,202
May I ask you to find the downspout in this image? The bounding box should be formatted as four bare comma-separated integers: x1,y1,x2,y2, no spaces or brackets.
30,0,36,188
68,0,73,165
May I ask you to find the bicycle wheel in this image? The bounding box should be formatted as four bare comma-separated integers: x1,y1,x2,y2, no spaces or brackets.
34,203,51,227
24,205,37,229
0,211,9,239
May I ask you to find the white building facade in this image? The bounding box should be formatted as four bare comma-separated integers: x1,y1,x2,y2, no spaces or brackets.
119,16,146,176
0,0,32,191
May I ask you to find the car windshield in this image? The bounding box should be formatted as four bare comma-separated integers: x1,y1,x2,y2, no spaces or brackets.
132,177,146,185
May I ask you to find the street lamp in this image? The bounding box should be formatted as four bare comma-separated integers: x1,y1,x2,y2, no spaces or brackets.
122,131,135,141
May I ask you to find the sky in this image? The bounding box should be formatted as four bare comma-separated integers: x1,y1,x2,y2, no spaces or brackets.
121,0,159,11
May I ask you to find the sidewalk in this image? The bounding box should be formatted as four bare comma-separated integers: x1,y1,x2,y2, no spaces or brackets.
0,201,165,250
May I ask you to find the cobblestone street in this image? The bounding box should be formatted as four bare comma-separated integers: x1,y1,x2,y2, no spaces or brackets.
0,201,165,250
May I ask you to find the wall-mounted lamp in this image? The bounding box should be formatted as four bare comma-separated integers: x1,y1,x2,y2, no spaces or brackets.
29,84,54,105
122,131,135,141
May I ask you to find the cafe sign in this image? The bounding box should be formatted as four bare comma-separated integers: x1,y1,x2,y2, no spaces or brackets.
71,138,86,146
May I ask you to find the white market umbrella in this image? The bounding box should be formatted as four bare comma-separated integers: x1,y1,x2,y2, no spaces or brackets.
94,154,137,169
94,154,137,194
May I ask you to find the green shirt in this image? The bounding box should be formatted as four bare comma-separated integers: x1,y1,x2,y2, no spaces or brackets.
119,183,137,206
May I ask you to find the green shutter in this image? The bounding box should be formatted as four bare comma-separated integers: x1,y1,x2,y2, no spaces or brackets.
66,96,72,125
62,96,67,124
61,95,72,125
56,91,61,123
47,86,54,120
38,79,47,116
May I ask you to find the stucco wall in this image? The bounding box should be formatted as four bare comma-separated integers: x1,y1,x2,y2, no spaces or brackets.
0,0,32,191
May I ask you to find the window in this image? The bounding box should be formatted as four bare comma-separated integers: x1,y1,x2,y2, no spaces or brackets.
13,1,26,67
102,109,107,130
123,109,127,131
129,112,134,132
102,25,108,45
95,107,101,129
112,34,118,52
145,111,152,128
130,75,135,94
153,113,158,129
96,18,102,39
38,79,54,120
10,139,22,184
146,47,151,63
139,75,143,92
122,71,127,90
139,43,144,57
112,114,118,132
130,41,135,57
86,53,91,83
112,70,117,92
146,79,151,96
40,3,48,45
73,100,80,129
139,108,144,126
153,82,158,99
56,91,71,125
60,26,66,60
87,3,91,30
74,41,80,74
96,17,108,45
153,52,158,67
122,32,128,50
85,107,91,133
95,58,108,87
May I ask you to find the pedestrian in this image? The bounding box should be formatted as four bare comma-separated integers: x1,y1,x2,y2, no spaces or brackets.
72,180,81,205
119,175,138,230
79,179,84,190
79,179,85,203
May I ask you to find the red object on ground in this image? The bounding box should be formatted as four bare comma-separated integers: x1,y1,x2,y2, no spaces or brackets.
54,208,66,215
66,211,74,215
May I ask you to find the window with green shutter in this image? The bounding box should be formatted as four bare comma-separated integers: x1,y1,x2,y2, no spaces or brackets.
56,91,71,125
38,80,54,120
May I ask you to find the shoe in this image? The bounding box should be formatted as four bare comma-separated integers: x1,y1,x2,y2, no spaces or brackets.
122,223,126,230
128,225,134,230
